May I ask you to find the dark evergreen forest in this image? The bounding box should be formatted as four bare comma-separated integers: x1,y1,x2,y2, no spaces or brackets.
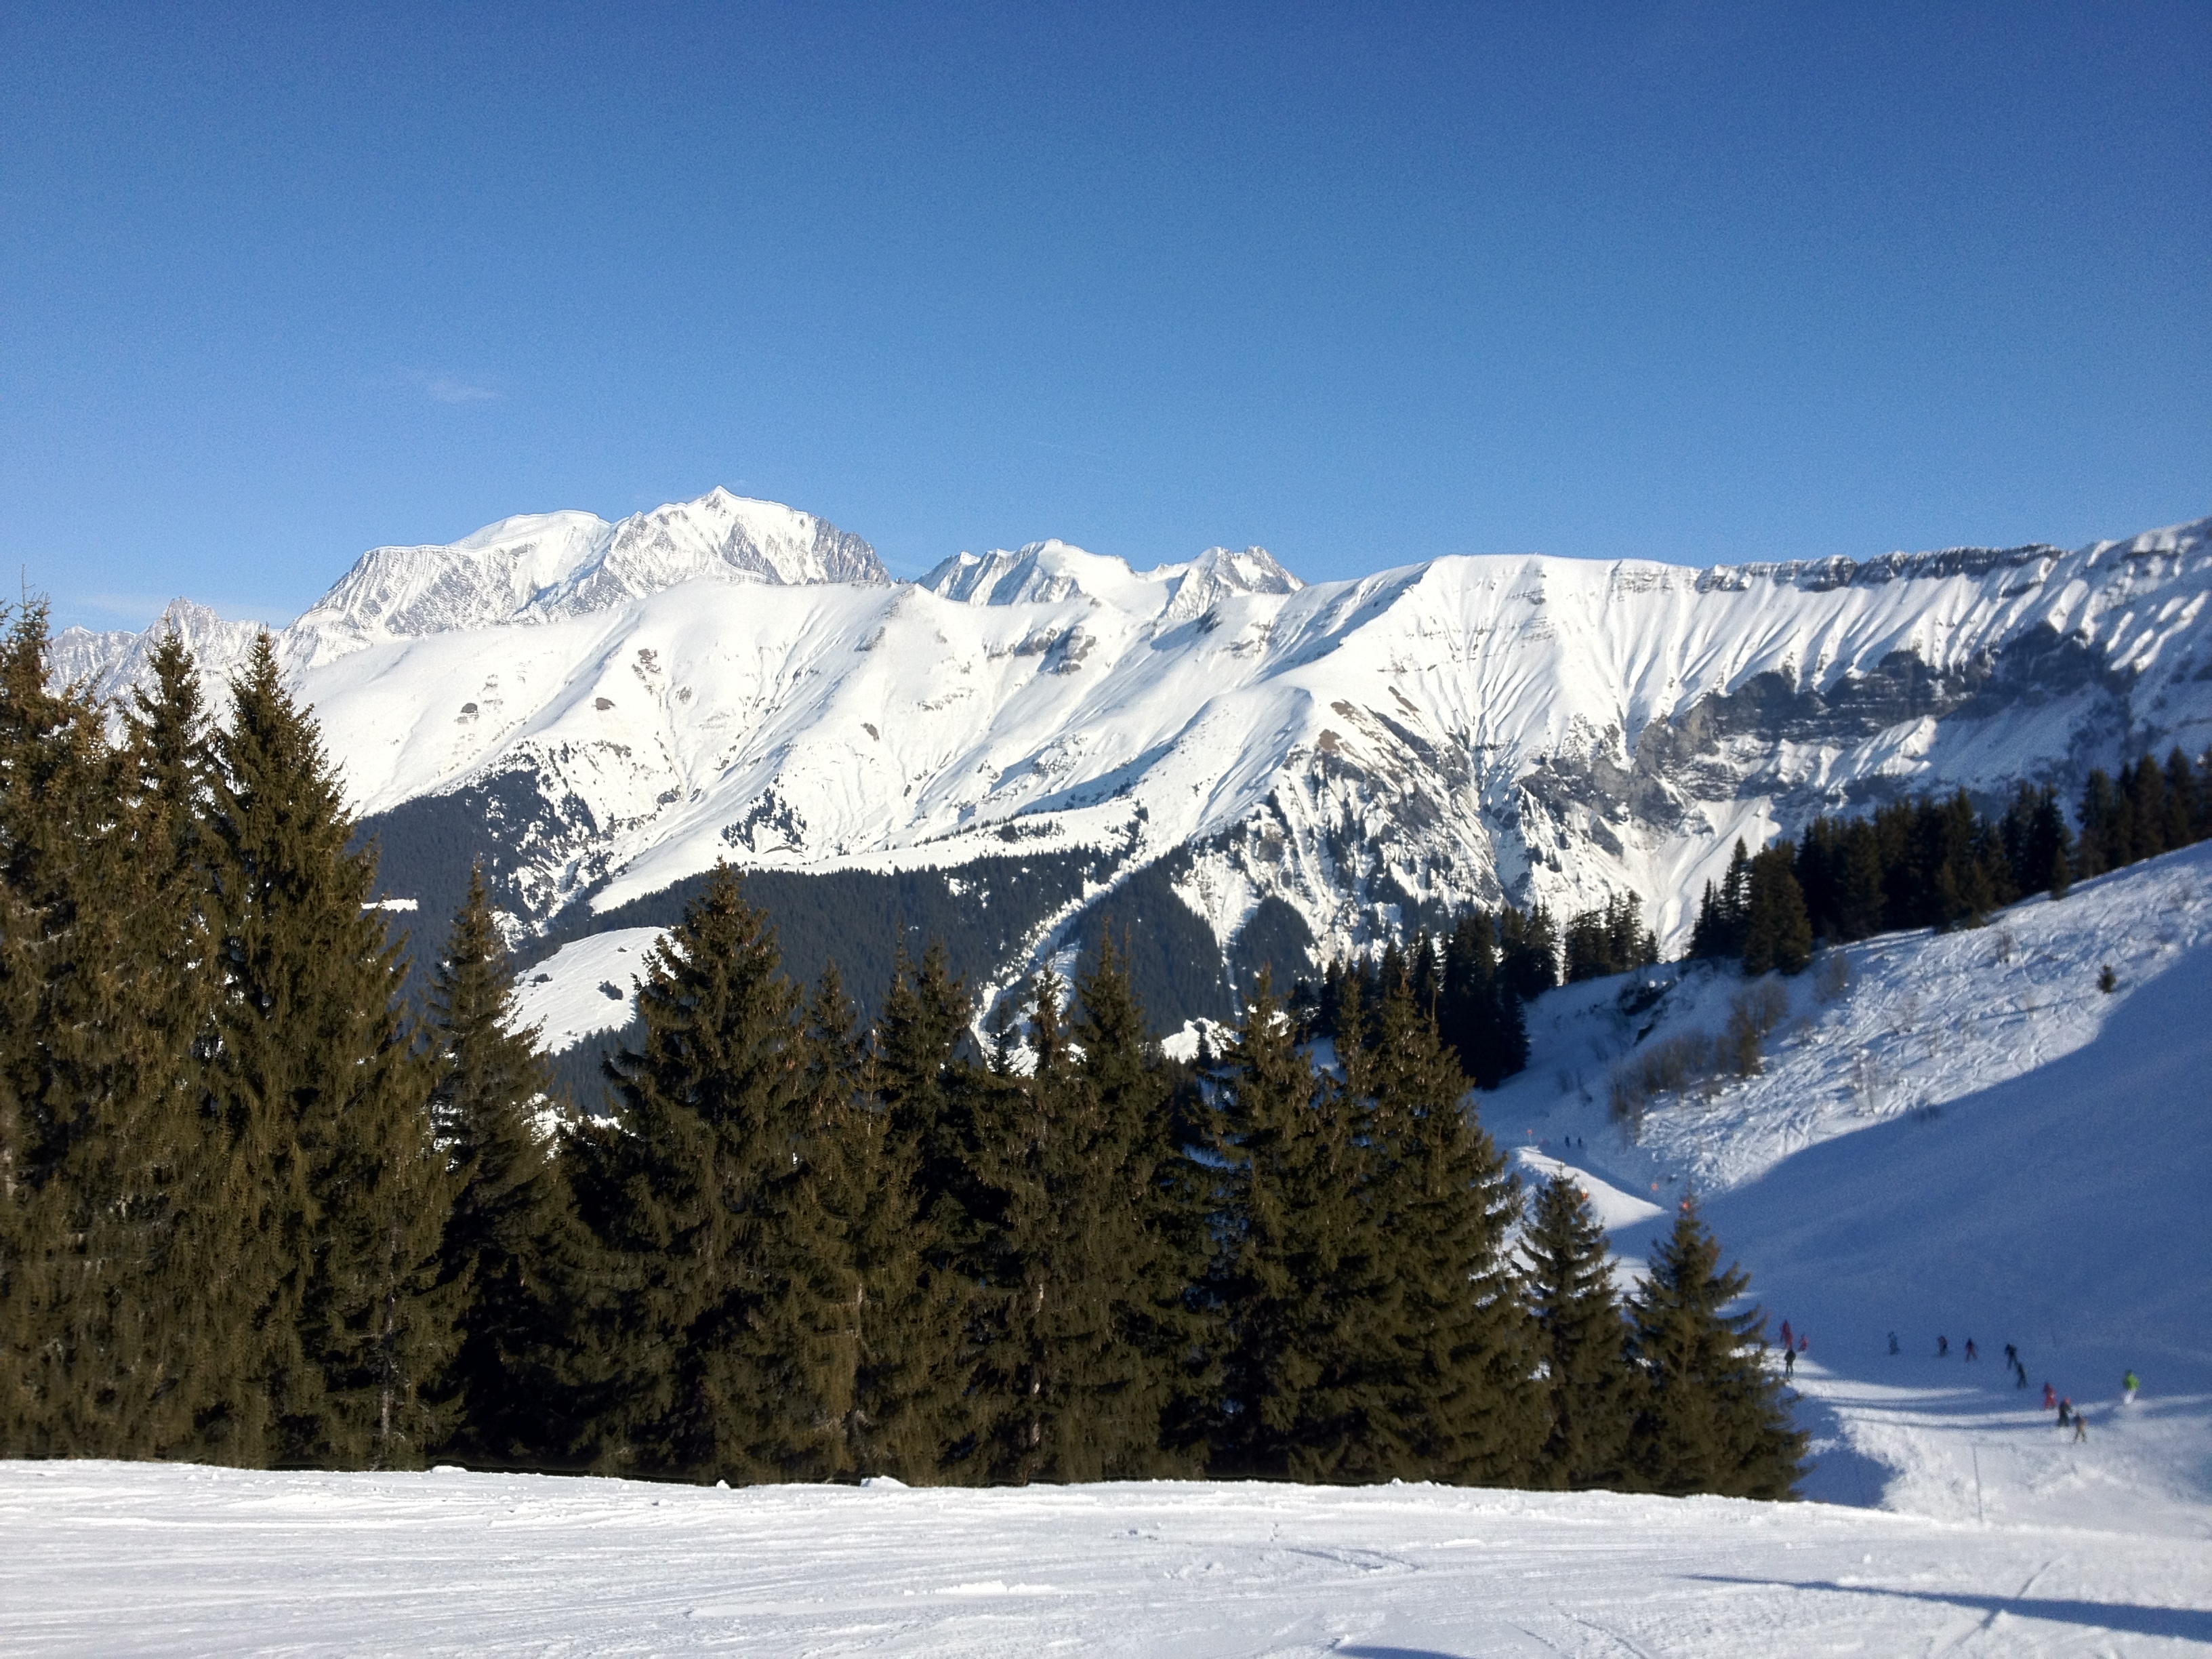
1,616,1811,1498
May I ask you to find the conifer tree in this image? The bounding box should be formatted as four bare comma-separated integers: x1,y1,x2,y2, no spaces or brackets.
865,943,982,1475
1498,903,1559,1001
967,964,1172,1482
726,964,872,1480
429,862,577,1466
1361,975,1539,1485
569,863,806,1480
1690,840,1754,960
0,613,255,1460
1210,972,1389,1480
1834,819,1886,939
1524,1172,1635,1490
1071,935,1206,1474
102,630,260,1458
209,634,457,1468
808,972,953,1480
1739,846,1813,976
1625,1196,1805,1499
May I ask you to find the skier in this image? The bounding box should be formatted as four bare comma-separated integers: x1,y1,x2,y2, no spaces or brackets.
1798,1334,1808,1353
1964,1338,1978,1361
1938,1335,1949,1357
2057,1397,2073,1429
1888,1331,1900,1356
1784,1345,1795,1379
2004,1343,2018,1369
1780,1319,1794,1350
2042,1382,2056,1411
2072,1411,2088,1444
2015,1361,2028,1391
2123,1370,2139,1405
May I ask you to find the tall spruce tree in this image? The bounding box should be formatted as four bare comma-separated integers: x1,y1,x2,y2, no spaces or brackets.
569,863,808,1481
209,634,458,1468
0,613,262,1460
967,966,1170,1482
865,943,983,1476
805,970,953,1481
1625,1196,1805,1499
1689,840,1755,960
1071,935,1205,1474
1524,1172,1635,1490
429,862,579,1466
1211,972,1390,1480
1739,846,1813,976
1361,974,1540,1485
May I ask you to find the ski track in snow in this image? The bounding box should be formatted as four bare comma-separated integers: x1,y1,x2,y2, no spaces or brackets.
5,855,2209,1654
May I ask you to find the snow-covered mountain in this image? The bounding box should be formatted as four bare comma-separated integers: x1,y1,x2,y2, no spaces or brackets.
51,492,2212,1031
52,489,886,689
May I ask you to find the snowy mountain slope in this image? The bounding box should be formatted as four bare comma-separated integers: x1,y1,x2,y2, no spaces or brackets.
51,489,887,693
9,1460,2209,1656
1490,842,2212,1538
49,499,2212,1031
510,927,661,1055
919,538,1301,615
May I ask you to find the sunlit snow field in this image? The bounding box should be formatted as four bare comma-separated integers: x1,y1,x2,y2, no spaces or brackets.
5,846,2209,1655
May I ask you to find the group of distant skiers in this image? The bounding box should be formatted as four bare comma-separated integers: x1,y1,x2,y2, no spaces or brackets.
1776,1319,1810,1378
1871,1327,2141,1443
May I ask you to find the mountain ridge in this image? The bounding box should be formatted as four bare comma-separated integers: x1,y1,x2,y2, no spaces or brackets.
47,491,2212,1031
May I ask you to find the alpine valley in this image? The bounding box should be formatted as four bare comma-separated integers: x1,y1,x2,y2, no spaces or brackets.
53,489,2212,1053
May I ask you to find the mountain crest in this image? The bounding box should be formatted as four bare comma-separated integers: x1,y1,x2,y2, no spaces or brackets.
289,490,886,663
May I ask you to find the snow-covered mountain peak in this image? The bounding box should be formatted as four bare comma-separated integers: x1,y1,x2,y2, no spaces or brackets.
49,597,269,705
920,539,1303,623
285,490,886,665
539,489,886,617
1158,544,1302,622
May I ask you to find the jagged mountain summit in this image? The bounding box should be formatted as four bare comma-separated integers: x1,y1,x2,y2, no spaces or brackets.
49,493,2212,1033
920,539,1301,617
54,489,886,691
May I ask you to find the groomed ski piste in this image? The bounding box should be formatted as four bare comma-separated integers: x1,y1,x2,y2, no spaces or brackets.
4,846,2209,1654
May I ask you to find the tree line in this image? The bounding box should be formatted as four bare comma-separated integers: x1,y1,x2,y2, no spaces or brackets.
1688,756,2212,977
0,613,1803,1498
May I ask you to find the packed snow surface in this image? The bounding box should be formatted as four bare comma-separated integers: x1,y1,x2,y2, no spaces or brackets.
5,849,2209,1654
5,1460,2208,1656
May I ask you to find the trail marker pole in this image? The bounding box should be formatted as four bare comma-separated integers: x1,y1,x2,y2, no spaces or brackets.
1972,1445,1985,1525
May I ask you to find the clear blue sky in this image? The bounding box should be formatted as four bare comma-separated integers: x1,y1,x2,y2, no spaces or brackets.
4,2,2207,630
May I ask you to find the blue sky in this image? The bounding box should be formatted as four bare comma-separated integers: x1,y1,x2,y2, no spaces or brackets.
3,2,2206,630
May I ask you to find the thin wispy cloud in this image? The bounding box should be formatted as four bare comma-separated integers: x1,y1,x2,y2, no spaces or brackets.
417,373,499,405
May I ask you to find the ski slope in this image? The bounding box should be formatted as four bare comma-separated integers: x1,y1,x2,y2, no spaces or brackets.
1491,840,2212,1546
3,1460,2207,1656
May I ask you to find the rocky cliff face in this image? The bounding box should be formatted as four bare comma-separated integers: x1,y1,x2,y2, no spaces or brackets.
51,495,2212,1027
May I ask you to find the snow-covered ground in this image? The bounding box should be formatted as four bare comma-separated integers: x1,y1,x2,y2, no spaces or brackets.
3,849,2207,1654
1494,842,2212,1549
510,926,658,1052
4,1460,2208,1656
